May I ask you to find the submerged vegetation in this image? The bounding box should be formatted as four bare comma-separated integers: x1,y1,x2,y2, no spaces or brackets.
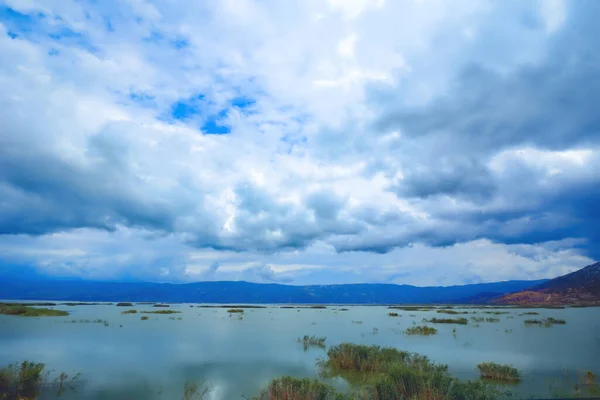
426,317,468,325
404,326,437,336
476,362,520,381
298,335,326,350
0,304,68,317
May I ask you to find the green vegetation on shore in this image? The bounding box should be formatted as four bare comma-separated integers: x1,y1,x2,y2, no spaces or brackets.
0,304,68,317
476,362,520,381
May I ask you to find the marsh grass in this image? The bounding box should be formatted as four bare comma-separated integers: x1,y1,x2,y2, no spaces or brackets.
388,306,433,312
313,344,511,400
547,370,600,398
64,319,108,325
525,317,566,327
404,326,437,336
387,312,399,317
141,310,181,314
153,304,170,308
519,312,539,315
140,316,149,320
0,304,68,317
227,309,244,314
476,362,520,381
436,310,468,315
483,311,510,315
253,376,343,400
183,380,211,400
298,335,326,350
116,302,133,307
0,361,80,400
121,309,138,314
426,317,468,325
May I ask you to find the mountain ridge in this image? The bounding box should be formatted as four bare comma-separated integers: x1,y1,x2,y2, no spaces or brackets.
494,262,600,305
0,277,547,304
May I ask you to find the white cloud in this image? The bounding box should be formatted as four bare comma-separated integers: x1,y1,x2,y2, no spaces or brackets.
0,0,597,285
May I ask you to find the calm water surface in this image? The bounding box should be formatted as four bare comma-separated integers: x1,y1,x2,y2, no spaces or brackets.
0,303,599,399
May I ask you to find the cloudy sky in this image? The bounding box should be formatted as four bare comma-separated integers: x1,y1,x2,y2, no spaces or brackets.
0,0,598,286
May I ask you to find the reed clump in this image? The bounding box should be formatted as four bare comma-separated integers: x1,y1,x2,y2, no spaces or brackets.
404,326,437,336
476,362,521,382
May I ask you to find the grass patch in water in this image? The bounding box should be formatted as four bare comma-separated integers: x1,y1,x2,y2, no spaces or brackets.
404,326,437,336
426,317,468,325
387,312,399,317
116,302,133,307
476,362,520,382
525,317,566,327
121,309,138,314
227,309,244,313
141,310,181,314
140,316,149,320
153,304,170,308
0,304,68,317
436,310,468,315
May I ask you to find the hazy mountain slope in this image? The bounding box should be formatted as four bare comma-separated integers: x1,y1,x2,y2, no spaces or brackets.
494,262,600,305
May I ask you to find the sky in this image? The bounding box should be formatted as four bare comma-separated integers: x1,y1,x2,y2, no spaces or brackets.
0,0,599,286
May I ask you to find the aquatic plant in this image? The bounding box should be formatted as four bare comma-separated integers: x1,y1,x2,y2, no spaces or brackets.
0,304,68,317
524,317,566,327
141,316,149,320
183,380,211,400
0,361,46,399
482,311,510,315
436,310,468,315
153,304,170,308
519,312,539,315
227,309,244,314
404,326,437,336
388,306,433,312
253,376,343,400
116,302,133,307
476,362,520,381
298,335,326,350
426,317,468,325
485,317,500,323
314,344,511,400
387,312,399,317
121,309,138,314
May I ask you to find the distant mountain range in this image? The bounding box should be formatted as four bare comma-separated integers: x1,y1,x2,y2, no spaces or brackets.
0,277,547,304
494,262,600,306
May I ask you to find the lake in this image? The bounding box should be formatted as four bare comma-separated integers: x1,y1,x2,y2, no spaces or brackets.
1,303,599,399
